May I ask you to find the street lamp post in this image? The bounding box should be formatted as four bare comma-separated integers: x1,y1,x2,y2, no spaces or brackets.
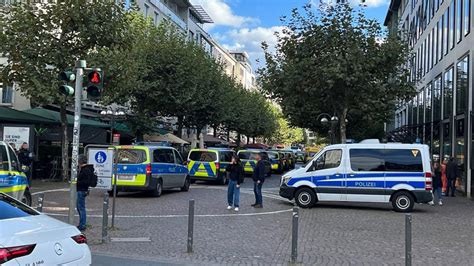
100,105,126,145
317,113,339,144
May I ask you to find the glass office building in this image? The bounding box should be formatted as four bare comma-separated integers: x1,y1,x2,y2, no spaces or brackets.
385,0,473,197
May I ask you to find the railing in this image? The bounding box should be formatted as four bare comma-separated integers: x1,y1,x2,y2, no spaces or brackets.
149,0,187,30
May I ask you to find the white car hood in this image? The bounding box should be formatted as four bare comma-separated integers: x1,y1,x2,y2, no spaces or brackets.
283,167,307,178
0,214,80,247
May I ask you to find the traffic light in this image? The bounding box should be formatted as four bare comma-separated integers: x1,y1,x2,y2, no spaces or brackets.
58,71,76,96
86,70,103,99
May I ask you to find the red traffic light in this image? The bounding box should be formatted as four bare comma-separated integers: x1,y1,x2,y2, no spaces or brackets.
88,71,101,84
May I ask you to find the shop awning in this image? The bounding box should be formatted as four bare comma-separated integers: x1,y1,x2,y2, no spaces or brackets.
144,133,189,144
24,108,109,128
0,107,56,124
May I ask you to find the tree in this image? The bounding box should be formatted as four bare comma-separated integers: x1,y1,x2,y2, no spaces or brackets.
259,3,415,143
268,106,304,145
0,1,130,180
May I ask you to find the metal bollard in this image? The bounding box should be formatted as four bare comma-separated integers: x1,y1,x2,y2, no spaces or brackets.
102,192,109,244
291,207,299,264
187,199,195,253
405,213,412,266
37,193,44,212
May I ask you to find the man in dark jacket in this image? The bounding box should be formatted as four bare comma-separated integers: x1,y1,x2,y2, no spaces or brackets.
252,152,266,208
445,157,459,197
76,154,95,231
17,143,32,184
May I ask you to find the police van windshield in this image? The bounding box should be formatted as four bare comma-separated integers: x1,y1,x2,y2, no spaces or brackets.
0,193,38,220
238,152,258,160
267,152,279,160
189,151,217,162
117,149,147,164
219,151,234,162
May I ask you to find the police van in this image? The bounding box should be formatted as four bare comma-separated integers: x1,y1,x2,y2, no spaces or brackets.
113,145,189,197
0,141,31,205
279,140,433,212
187,148,236,185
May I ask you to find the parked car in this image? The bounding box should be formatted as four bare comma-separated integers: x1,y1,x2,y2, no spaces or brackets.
280,140,433,212
237,150,272,177
0,193,91,265
112,144,190,197
0,141,31,206
187,148,236,185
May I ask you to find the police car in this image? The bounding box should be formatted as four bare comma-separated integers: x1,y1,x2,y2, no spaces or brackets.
0,141,31,205
0,193,91,265
187,148,236,185
280,140,433,212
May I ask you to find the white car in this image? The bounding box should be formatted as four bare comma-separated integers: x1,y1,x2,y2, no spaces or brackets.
0,193,91,265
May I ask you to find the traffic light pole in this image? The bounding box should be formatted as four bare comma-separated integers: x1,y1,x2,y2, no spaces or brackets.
68,60,86,225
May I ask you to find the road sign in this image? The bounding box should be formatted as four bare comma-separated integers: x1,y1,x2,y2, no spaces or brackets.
88,148,114,190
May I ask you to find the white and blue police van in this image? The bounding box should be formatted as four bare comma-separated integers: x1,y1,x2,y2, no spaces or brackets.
279,140,433,212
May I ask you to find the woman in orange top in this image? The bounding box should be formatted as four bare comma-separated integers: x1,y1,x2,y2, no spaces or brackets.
441,159,448,195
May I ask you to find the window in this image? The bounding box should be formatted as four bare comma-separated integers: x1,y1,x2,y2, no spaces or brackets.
444,9,449,55
350,149,385,172
450,0,455,48
7,146,19,171
433,76,442,121
0,194,38,220
0,83,13,104
117,149,146,164
456,56,468,114
443,67,454,119
219,151,234,162
413,95,419,124
153,149,175,164
456,0,462,43
0,145,9,170
418,90,425,124
427,33,432,69
385,149,423,172
173,150,183,165
425,83,432,122
144,3,149,18
463,0,470,35
238,152,257,160
408,100,413,125
312,149,342,171
438,19,443,61
154,12,159,25
433,25,437,64
267,152,279,160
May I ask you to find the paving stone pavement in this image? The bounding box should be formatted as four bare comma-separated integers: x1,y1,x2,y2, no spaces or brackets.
30,174,474,265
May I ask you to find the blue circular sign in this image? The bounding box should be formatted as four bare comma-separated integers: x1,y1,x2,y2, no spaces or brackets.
95,151,107,163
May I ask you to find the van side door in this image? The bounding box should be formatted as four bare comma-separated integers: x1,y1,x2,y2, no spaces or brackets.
307,148,345,201
152,149,176,189
173,149,187,187
346,148,386,203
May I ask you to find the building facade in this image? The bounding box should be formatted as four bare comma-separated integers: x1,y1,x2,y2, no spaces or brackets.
385,0,473,197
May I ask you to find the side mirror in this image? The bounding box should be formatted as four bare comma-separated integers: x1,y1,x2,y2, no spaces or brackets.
21,165,30,173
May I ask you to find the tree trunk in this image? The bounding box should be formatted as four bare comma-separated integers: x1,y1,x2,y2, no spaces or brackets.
176,115,184,139
60,104,69,181
252,137,256,144
213,126,217,138
196,127,204,148
339,108,348,144
226,129,230,142
246,136,250,144
236,132,241,147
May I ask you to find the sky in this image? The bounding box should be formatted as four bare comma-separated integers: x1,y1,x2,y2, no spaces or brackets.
189,0,391,69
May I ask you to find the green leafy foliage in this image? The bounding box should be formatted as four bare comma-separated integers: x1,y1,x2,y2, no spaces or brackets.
258,4,415,143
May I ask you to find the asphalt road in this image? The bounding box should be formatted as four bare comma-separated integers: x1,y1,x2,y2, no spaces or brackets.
92,254,179,266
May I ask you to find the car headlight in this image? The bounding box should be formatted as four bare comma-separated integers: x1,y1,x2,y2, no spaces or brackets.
281,175,291,184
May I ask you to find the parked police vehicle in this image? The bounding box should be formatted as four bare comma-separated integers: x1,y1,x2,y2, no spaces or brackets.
113,144,189,197
0,141,31,205
187,148,236,185
280,140,433,212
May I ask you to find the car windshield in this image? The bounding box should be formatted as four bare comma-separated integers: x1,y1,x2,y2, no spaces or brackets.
238,152,258,160
189,151,217,162
0,193,38,220
267,152,279,160
117,149,147,164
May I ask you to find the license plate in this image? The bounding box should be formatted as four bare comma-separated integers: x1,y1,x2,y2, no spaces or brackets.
118,174,135,180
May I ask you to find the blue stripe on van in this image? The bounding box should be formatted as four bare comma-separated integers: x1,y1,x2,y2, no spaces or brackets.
0,174,28,187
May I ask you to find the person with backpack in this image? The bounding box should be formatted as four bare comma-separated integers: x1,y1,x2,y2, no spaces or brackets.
76,154,97,231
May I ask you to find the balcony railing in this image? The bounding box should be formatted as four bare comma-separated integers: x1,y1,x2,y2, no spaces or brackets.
149,0,187,30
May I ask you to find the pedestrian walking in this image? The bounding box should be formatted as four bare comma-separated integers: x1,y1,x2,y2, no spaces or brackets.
226,155,244,212
251,152,266,208
441,159,448,196
17,143,32,184
76,154,96,231
445,157,459,197
429,162,443,206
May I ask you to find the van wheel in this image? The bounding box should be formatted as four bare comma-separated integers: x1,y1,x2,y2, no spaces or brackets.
151,179,163,197
181,177,191,192
392,191,414,212
295,188,316,208
22,189,32,206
